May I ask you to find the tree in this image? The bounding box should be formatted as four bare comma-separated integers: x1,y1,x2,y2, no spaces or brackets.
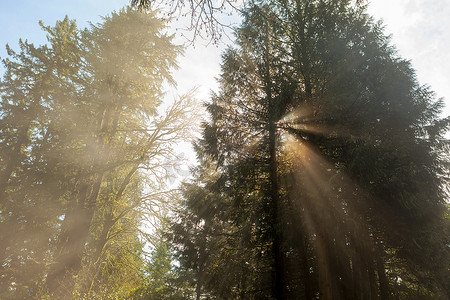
0,16,84,298
0,7,198,299
128,224,194,299
171,0,449,299
130,0,368,42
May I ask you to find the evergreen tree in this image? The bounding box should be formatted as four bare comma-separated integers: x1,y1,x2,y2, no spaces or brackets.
0,17,84,297
128,225,193,299
0,7,197,299
172,1,449,299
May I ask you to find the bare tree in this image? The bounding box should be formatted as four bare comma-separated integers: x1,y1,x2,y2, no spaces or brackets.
130,0,368,43
132,0,243,43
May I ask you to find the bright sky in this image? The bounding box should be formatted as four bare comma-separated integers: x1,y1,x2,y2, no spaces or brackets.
0,0,449,121
367,0,450,116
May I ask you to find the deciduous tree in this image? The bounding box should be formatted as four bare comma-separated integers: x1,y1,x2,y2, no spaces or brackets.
0,7,198,299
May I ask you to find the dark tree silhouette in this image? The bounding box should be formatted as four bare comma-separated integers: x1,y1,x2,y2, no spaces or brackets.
170,1,449,299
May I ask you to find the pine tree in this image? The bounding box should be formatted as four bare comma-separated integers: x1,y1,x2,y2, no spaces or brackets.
172,1,450,299
0,16,84,297
0,7,197,299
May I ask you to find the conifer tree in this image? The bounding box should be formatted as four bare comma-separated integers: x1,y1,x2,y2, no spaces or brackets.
0,7,197,299
172,1,450,299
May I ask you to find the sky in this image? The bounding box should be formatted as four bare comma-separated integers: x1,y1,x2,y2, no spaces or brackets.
367,0,450,116
0,0,449,138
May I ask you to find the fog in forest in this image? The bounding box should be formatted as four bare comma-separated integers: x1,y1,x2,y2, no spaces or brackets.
0,1,449,299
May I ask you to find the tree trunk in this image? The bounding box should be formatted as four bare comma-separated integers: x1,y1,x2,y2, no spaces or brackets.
299,228,313,299
375,244,391,299
46,102,116,297
81,211,113,296
82,164,139,295
46,173,103,298
269,119,285,300
262,16,285,299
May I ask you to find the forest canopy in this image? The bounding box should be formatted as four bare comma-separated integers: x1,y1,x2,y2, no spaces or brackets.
0,7,198,299
169,1,450,299
0,1,449,299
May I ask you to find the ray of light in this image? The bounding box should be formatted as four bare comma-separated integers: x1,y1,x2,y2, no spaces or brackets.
281,104,316,124
279,104,370,142
280,134,391,296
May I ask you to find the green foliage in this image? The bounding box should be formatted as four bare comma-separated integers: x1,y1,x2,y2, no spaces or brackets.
128,232,193,299
1,1,448,299
0,6,197,299
171,0,450,299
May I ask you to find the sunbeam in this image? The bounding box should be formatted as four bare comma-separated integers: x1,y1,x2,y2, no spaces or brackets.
281,133,393,298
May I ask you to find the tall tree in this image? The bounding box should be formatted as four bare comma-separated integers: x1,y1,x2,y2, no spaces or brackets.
171,0,449,299
0,7,198,299
0,16,84,297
